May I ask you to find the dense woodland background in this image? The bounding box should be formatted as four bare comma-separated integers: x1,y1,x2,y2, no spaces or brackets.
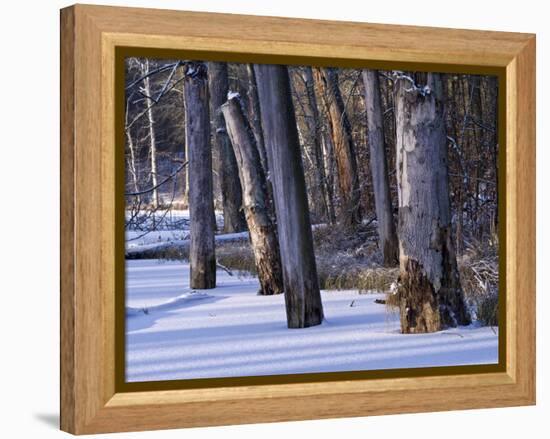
124,58,499,333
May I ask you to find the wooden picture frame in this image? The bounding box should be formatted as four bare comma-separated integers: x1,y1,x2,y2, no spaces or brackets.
60,4,536,434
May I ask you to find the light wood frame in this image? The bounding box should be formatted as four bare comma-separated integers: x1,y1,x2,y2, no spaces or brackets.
60,4,536,434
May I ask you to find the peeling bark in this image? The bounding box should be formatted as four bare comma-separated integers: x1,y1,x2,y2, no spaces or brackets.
394,72,470,333
221,96,284,296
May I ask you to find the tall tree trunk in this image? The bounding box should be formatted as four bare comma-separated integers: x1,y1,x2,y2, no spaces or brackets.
321,131,337,224
245,64,276,221
221,96,284,295
362,70,398,265
182,83,190,208
125,131,139,194
444,75,467,256
470,76,484,240
394,72,470,333
142,59,160,208
124,100,140,198
481,75,499,232
254,64,324,328
186,63,216,289
245,64,268,173
207,62,247,233
313,67,361,226
301,67,330,223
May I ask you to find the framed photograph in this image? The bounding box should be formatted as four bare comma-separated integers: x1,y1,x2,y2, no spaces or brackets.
60,4,536,434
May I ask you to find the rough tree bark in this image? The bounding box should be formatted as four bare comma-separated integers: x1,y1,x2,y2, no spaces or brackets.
481,75,499,232
313,67,361,226
444,75,467,257
245,64,276,220
394,72,470,333
300,67,331,223
362,69,398,265
254,64,324,328
321,130,337,224
245,64,269,173
181,82,190,207
142,59,160,208
207,62,247,233
186,63,216,289
221,96,284,296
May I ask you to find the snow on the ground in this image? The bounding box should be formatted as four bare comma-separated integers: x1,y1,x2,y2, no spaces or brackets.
125,210,325,252
125,230,249,254
126,291,212,316
125,259,498,382
126,210,224,247
126,230,190,248
125,209,250,256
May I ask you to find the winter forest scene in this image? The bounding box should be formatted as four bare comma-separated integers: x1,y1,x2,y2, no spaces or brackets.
124,57,500,382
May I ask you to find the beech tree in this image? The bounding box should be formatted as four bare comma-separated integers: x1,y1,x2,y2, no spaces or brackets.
221,95,284,295
186,63,216,289
207,62,246,233
362,69,398,265
394,72,470,333
254,64,324,328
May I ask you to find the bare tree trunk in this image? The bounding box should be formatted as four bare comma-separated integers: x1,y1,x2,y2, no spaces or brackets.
362,70,398,265
245,64,268,173
221,96,284,295
142,59,160,208
124,100,140,198
245,64,277,222
186,63,216,289
301,67,330,223
394,72,470,333
481,75,499,232
444,75,467,257
470,76,484,240
207,62,246,233
182,85,190,208
125,132,139,193
313,67,361,226
321,131,337,224
254,64,324,328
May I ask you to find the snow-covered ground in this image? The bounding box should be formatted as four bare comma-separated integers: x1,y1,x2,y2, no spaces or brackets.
125,210,250,257
125,230,249,255
126,259,498,382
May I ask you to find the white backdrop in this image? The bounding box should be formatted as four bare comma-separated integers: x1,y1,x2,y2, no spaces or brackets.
0,1,546,438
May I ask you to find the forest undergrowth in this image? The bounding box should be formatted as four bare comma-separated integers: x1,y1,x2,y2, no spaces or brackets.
139,221,499,327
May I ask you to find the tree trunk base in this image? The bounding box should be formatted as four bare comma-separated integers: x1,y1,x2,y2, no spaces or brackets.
397,257,471,333
190,258,216,290
397,259,441,333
